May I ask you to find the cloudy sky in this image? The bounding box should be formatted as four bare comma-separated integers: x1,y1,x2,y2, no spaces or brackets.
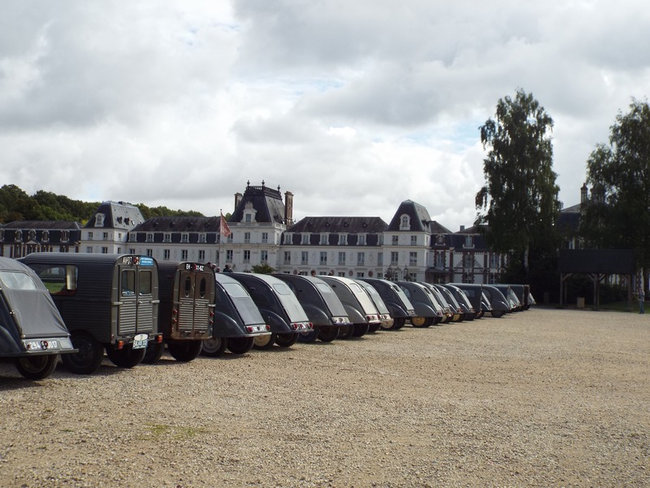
1,1,649,230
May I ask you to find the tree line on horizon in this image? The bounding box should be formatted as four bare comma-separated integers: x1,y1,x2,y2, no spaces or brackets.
0,185,203,225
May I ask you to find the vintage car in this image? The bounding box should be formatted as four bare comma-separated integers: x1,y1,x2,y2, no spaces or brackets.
22,253,162,374
355,279,394,330
359,278,416,330
493,285,523,312
319,275,381,338
143,262,216,364
450,283,513,318
201,272,270,356
420,283,454,323
273,274,351,342
396,281,443,327
0,257,75,379
228,273,312,349
442,284,479,320
431,284,466,322
505,284,532,310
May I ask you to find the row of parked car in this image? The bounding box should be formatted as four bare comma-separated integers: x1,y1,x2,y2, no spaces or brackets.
0,254,533,380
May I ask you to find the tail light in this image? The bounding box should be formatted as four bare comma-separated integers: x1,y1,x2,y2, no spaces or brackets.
265,324,271,331
116,340,125,350
156,334,163,344
246,326,253,333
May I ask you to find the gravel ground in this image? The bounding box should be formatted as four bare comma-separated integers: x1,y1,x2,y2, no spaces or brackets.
1,308,649,488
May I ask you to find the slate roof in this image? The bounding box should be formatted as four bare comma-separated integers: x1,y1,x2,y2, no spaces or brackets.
85,201,145,230
558,202,581,235
230,184,286,224
286,216,388,233
2,221,81,230
387,200,431,232
430,221,452,234
132,216,222,232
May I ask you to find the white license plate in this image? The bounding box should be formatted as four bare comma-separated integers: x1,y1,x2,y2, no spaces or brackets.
132,334,148,349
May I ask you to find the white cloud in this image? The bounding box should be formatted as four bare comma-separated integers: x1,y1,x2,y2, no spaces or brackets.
0,0,649,231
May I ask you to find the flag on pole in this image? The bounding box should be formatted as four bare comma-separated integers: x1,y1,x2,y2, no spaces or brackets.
220,211,232,238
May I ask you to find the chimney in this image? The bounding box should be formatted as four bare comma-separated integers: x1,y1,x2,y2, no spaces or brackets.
460,225,465,232
284,191,294,225
234,192,242,212
580,183,588,204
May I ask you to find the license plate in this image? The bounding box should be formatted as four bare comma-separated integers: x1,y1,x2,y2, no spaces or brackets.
132,334,148,349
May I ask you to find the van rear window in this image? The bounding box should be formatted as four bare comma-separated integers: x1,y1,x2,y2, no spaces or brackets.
31,265,78,295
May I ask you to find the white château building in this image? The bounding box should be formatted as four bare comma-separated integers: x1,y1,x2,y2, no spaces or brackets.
0,182,508,284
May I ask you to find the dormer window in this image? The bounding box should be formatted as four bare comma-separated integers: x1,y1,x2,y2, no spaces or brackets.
243,202,257,223
41,230,49,242
181,233,189,243
129,233,137,242
28,230,36,241
163,233,171,243
319,233,328,245
198,233,207,243
60,230,69,242
301,233,310,245
464,235,474,248
338,233,347,245
94,213,105,228
358,234,366,245
146,233,154,243
400,214,410,230
14,230,22,242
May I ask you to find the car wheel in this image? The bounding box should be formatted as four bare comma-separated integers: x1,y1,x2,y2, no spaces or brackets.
201,337,227,357
274,332,298,348
392,317,406,330
253,333,276,350
61,333,104,375
167,340,202,362
142,341,164,364
15,354,58,380
411,316,427,327
338,324,354,339
317,326,339,342
297,329,318,343
352,323,369,337
226,337,254,354
106,343,146,368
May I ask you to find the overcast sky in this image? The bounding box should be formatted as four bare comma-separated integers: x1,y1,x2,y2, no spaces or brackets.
1,1,649,231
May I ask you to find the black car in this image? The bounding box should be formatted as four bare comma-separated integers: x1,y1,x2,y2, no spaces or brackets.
319,276,381,338
396,281,443,327
200,272,271,356
0,257,75,379
229,273,312,349
359,278,415,330
273,274,351,342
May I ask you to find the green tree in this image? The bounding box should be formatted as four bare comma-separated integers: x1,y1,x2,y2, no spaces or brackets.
475,89,560,281
582,99,650,292
251,263,275,274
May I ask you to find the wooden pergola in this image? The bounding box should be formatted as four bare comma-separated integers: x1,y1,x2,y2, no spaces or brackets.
558,249,636,310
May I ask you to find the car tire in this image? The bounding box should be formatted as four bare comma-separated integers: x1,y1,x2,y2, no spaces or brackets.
15,354,58,380
61,333,104,375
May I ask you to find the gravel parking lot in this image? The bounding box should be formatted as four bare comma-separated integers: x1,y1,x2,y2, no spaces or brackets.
1,308,649,488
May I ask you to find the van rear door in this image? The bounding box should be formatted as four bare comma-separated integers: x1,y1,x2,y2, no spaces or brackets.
174,264,214,338
116,257,158,341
